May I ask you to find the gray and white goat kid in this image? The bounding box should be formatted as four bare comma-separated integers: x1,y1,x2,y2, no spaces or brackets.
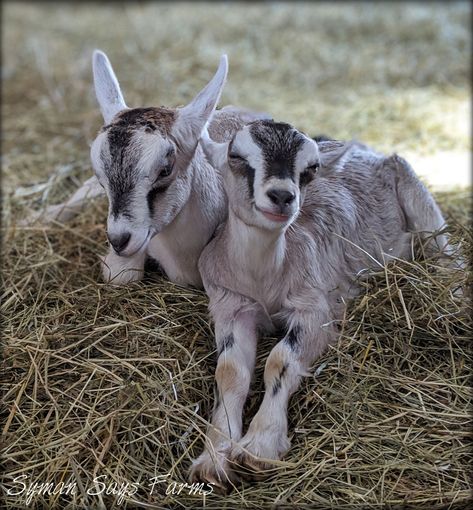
32,50,269,287
190,120,450,488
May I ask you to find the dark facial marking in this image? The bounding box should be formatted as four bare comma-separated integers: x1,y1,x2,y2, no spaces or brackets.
299,164,319,187
101,107,177,218
218,333,235,357
249,121,305,181
228,140,255,199
146,184,171,216
102,107,176,136
284,325,301,350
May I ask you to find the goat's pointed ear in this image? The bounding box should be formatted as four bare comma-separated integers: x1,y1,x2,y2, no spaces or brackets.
319,140,356,172
93,50,127,123
199,122,229,169
174,55,228,150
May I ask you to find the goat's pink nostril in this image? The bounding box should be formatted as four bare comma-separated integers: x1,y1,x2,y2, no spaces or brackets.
107,232,131,254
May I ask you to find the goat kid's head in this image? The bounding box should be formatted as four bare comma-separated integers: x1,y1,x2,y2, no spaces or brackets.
90,50,228,257
200,120,320,230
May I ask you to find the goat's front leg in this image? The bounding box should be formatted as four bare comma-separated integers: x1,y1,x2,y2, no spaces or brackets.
100,247,146,285
231,301,336,478
189,307,259,491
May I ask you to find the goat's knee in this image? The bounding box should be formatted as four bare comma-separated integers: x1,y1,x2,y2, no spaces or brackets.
101,248,145,285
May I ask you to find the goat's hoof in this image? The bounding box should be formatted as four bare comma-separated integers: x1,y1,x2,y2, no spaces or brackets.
188,452,237,493
229,432,290,480
230,450,275,481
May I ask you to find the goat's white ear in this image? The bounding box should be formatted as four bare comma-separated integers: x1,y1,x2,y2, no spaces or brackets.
199,122,229,169
174,55,228,147
93,50,127,124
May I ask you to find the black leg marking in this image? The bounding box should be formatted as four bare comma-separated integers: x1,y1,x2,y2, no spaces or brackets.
279,362,288,379
272,378,282,396
284,325,301,350
218,333,235,357
271,362,289,396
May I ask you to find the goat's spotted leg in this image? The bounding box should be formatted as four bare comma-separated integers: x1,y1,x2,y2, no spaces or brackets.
189,305,259,491
230,302,336,478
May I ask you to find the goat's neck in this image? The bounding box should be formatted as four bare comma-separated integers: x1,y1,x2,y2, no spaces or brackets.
149,148,224,287
226,210,287,276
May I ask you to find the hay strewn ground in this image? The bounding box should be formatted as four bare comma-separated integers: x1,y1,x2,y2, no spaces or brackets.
2,2,471,509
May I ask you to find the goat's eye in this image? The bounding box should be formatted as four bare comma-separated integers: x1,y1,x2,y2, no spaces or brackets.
158,163,173,179
229,152,245,163
307,162,320,172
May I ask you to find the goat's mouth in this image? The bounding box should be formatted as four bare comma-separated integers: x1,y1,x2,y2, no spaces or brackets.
255,205,290,223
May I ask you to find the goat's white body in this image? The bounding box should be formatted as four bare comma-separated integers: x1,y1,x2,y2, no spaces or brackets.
190,138,451,488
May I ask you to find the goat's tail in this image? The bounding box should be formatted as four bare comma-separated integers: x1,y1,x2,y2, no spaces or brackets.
391,154,465,269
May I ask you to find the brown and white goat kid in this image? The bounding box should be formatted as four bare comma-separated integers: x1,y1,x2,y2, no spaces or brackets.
190,120,450,489
31,50,269,287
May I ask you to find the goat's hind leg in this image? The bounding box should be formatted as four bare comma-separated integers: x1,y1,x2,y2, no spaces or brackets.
20,176,104,225
391,154,466,280
391,154,450,256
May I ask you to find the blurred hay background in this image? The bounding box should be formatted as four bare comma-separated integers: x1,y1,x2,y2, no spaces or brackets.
1,2,471,509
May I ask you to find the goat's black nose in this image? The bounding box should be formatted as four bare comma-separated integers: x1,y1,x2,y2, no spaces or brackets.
267,189,295,207
108,232,131,254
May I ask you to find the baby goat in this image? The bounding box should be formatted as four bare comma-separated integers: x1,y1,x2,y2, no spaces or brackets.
190,120,450,489
29,50,269,287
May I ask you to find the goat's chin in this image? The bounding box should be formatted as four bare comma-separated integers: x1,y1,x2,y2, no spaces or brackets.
253,204,296,231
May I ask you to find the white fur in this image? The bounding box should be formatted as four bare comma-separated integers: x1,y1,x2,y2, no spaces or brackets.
92,50,127,123
192,122,454,488
22,51,271,289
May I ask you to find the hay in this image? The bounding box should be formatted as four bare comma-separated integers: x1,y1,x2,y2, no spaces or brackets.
2,2,471,509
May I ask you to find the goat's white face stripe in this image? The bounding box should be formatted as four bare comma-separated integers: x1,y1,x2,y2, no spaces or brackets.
233,128,265,176
295,137,319,172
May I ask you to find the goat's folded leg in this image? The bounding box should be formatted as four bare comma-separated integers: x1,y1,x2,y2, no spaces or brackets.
189,304,259,492
100,246,146,285
230,302,336,479
20,176,104,225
